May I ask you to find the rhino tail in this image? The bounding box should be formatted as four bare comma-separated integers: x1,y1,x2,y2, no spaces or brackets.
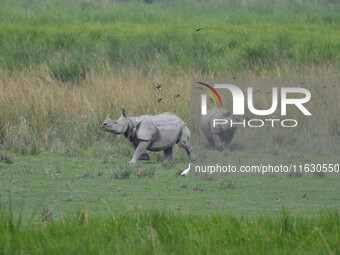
185,119,192,128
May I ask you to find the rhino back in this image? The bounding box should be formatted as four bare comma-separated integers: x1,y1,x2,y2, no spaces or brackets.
150,112,184,127
140,112,185,151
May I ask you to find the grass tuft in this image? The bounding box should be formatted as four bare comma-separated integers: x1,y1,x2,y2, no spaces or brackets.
81,170,94,178
137,166,156,178
113,165,131,179
41,205,53,222
193,183,203,191
220,179,235,190
0,154,13,164
162,160,175,169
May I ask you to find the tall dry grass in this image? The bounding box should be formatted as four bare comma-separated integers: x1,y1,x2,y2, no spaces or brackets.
0,66,192,152
0,64,339,155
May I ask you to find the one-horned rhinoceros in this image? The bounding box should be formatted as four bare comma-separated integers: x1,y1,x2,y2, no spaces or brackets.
200,106,237,151
102,109,196,164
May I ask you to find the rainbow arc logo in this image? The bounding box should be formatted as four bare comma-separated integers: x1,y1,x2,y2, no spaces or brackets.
196,82,223,106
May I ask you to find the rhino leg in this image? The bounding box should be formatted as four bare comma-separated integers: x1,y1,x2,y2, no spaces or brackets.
139,153,150,160
179,126,196,162
212,134,224,151
163,147,173,161
129,141,150,164
223,131,236,150
207,138,216,150
134,143,150,160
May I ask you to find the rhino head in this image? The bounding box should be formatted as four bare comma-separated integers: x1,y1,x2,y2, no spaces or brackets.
102,109,129,134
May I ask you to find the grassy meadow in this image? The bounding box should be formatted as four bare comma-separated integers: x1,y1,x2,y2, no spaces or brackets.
0,0,340,253
0,148,340,253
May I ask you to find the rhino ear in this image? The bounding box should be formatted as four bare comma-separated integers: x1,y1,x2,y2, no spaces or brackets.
107,113,110,119
121,108,126,118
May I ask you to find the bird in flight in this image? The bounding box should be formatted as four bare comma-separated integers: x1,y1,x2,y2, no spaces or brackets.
158,98,164,103
156,83,162,91
181,163,192,176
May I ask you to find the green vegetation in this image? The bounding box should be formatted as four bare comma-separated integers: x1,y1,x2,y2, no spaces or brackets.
1,210,339,254
0,149,339,253
1,0,339,26
0,1,339,253
0,0,339,154
0,149,339,220
1,23,339,75
0,0,339,74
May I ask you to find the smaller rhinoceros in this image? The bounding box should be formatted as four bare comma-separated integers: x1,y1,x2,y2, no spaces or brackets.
200,106,237,151
102,109,196,164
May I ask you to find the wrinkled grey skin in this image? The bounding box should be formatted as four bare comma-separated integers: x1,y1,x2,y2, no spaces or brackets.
201,106,237,151
102,109,196,164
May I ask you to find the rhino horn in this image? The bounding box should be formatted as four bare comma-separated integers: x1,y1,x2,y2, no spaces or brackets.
121,108,126,118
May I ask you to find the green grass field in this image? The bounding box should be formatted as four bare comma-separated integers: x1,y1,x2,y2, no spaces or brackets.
1,148,339,254
1,148,340,219
0,0,340,253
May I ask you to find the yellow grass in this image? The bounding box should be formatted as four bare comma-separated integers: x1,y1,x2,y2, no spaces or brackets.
0,64,339,153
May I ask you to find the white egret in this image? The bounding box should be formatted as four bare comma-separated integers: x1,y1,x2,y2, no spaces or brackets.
181,163,191,176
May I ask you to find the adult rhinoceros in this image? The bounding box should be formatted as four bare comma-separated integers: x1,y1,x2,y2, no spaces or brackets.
200,106,237,151
102,109,196,164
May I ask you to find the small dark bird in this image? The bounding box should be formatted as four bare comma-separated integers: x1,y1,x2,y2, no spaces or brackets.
266,91,271,94
52,174,59,180
175,94,180,98
209,98,214,104
156,83,162,91
299,81,306,85
196,28,203,32
322,85,328,88
232,76,237,80
303,193,307,199
254,89,261,94
158,98,164,103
